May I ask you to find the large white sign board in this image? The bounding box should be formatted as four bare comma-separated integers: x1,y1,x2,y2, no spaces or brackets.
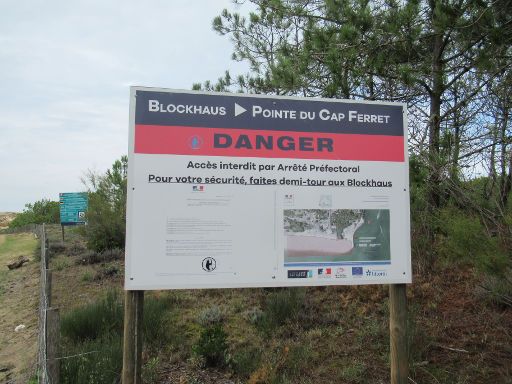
126,87,411,290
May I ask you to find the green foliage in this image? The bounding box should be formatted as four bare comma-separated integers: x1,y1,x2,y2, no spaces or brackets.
257,288,305,333
61,289,123,343
478,272,512,308
197,305,225,327
54,258,71,271
143,295,173,348
60,335,122,384
436,207,509,274
49,241,67,255
193,324,228,367
142,357,160,384
340,361,365,381
229,346,262,378
82,156,127,252
60,290,174,383
9,199,60,228
80,270,94,282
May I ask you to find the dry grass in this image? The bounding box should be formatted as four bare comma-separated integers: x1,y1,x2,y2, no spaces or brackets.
2,225,511,383
0,233,39,383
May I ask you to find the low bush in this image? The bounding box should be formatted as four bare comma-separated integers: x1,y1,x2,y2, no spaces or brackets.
49,242,67,255
142,357,160,384
60,290,175,382
76,250,101,265
81,270,94,282
68,242,86,256
229,346,262,378
476,272,512,308
256,288,305,333
437,207,509,274
197,305,224,327
54,259,71,271
60,335,122,384
193,324,228,367
143,295,174,349
76,248,123,265
94,263,120,280
61,290,123,342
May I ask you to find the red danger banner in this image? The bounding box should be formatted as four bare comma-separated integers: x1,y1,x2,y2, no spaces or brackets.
134,124,405,162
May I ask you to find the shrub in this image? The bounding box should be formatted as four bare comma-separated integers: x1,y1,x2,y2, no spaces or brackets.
60,335,122,384
243,307,264,325
54,259,71,271
476,272,512,308
81,271,94,282
49,242,67,255
95,263,120,280
256,288,305,333
76,250,101,265
61,290,123,342
143,295,173,348
82,156,127,252
68,242,86,256
100,247,124,261
229,347,262,378
437,207,509,274
197,305,224,327
142,357,160,384
9,199,60,228
193,324,228,367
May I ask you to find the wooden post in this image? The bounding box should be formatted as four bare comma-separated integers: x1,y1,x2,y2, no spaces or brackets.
61,225,65,243
389,284,408,384
41,224,48,270
45,270,52,308
122,290,144,384
46,308,60,384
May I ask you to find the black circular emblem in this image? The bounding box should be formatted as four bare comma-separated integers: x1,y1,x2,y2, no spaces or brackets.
202,257,216,272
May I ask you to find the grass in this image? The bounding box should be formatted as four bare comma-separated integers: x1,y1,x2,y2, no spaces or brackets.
32,224,512,383
0,232,40,383
0,233,39,297
0,233,38,260
59,289,175,382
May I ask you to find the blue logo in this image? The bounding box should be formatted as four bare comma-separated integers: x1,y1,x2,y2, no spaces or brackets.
352,267,363,277
189,135,203,149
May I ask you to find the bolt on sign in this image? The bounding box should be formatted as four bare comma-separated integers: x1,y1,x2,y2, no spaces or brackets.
59,192,88,226
125,87,411,290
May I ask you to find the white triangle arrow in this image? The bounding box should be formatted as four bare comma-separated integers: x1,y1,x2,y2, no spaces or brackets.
234,103,247,117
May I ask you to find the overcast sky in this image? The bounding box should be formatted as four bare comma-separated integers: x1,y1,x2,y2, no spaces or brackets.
0,0,249,212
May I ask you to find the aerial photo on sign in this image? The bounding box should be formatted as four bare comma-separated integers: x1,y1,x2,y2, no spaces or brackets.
126,88,411,290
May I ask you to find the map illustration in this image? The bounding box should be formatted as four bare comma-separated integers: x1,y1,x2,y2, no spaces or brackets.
284,209,390,263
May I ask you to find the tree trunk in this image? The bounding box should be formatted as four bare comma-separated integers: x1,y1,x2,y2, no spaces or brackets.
428,29,444,209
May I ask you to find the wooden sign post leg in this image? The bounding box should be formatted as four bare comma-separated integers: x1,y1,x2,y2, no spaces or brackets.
390,283,408,384
122,290,144,384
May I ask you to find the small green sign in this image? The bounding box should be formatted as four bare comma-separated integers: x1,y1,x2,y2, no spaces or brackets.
59,192,88,226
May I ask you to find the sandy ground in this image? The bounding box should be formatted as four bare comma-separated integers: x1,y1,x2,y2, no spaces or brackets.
0,234,39,383
0,213,17,230
285,234,353,256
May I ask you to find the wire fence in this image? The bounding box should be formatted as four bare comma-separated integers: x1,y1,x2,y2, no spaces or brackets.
36,224,59,384
37,224,49,383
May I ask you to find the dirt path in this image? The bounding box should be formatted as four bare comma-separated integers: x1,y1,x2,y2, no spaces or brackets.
0,233,39,383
